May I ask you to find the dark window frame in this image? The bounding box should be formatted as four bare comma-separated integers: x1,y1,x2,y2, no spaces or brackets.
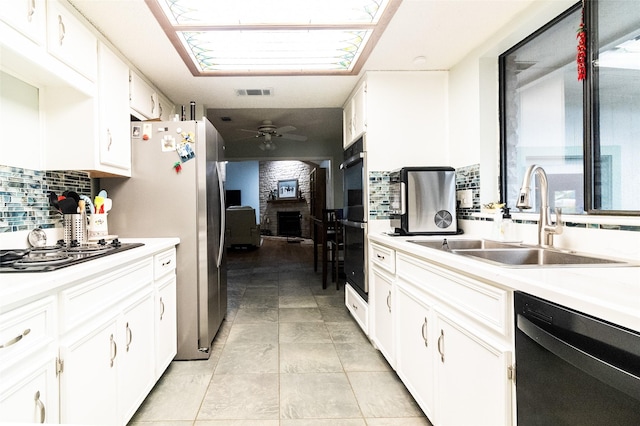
498,0,640,216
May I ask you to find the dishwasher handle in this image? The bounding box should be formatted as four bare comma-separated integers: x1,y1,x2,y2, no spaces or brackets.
517,314,640,401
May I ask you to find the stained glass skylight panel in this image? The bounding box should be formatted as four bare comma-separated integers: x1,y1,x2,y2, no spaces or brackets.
146,0,400,75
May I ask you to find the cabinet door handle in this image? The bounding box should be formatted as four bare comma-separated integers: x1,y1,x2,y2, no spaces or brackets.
106,128,112,151
421,317,428,347
376,253,385,260
352,303,358,311
160,297,165,321
162,259,172,267
28,0,36,22
34,390,45,423
109,334,117,367
125,322,132,352
57,15,65,45
386,290,391,312
437,329,445,363
0,328,31,349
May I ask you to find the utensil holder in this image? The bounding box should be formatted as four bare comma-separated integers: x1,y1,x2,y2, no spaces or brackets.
88,214,108,238
63,214,87,245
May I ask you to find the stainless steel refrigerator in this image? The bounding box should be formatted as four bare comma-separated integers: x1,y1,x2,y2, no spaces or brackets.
103,118,227,360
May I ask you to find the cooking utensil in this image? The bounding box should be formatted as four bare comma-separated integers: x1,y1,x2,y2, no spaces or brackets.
66,191,81,203
98,189,108,198
59,198,78,214
49,191,60,211
103,198,112,212
28,228,47,247
94,196,105,213
80,195,94,215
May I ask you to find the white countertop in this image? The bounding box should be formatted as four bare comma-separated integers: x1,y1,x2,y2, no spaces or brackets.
0,238,179,313
369,233,640,333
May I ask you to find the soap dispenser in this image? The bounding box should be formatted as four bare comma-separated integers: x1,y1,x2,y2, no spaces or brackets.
499,207,515,241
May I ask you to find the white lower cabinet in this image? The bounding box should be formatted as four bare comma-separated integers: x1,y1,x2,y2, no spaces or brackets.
59,317,119,424
373,248,514,426
434,308,512,426
0,354,59,423
155,273,177,378
395,282,436,420
59,288,155,425
370,265,395,365
118,290,156,423
0,246,178,426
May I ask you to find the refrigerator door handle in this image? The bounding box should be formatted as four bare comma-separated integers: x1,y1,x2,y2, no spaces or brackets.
216,162,225,268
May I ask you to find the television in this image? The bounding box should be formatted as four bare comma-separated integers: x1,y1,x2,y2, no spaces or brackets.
225,190,241,208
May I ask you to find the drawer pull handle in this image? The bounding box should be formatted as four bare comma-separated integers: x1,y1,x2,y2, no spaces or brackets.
0,328,31,349
162,259,172,267
160,297,165,321
109,334,117,367
125,322,132,352
437,329,445,363
421,317,428,347
352,303,358,311
376,254,385,260
34,390,45,423
386,290,391,312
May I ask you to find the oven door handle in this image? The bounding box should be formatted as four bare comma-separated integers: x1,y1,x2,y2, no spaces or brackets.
517,314,640,400
341,219,366,229
340,152,365,170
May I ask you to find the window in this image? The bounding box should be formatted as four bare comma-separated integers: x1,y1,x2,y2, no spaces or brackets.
499,0,640,215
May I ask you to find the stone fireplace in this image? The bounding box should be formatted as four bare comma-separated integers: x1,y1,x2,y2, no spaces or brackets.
259,161,314,238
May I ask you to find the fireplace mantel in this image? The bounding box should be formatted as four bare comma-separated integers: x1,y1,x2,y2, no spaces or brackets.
267,198,306,204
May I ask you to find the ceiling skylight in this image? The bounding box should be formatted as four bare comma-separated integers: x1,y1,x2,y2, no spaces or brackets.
146,0,402,76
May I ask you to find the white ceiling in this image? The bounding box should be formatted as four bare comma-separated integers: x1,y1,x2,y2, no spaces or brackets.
69,0,536,152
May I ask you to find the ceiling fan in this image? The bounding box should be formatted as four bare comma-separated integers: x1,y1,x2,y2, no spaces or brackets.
239,120,308,151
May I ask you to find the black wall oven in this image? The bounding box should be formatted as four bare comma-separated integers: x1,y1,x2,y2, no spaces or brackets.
341,138,367,301
514,292,640,426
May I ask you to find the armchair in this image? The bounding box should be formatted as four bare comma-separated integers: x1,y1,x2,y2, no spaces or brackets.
225,206,261,248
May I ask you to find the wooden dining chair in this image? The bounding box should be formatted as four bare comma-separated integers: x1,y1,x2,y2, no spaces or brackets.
321,209,343,290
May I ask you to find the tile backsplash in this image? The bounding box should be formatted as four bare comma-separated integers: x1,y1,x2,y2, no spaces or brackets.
368,165,480,221
0,165,92,233
455,163,481,220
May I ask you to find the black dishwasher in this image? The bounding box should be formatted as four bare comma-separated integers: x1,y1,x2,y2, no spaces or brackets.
514,292,640,426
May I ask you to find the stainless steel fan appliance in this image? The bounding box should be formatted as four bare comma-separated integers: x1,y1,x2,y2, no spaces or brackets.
239,120,307,150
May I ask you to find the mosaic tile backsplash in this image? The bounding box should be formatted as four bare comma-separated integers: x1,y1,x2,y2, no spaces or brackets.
455,163,481,220
0,165,92,233
368,165,480,221
366,163,639,233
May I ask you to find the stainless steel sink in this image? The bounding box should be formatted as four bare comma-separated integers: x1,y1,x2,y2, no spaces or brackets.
451,248,631,267
409,239,518,251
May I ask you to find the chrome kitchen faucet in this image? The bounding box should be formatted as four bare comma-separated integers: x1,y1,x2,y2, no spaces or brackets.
517,164,563,247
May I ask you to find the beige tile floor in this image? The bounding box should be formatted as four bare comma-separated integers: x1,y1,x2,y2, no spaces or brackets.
129,238,432,426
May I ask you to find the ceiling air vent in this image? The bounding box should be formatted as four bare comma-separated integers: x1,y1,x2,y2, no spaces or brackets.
235,88,273,96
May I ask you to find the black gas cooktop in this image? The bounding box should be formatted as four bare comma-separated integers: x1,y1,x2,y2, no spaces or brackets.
0,239,144,273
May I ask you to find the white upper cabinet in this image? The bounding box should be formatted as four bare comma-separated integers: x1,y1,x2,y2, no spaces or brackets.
0,0,46,45
46,0,97,82
343,80,366,148
130,71,158,119
157,93,175,121
98,42,131,175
